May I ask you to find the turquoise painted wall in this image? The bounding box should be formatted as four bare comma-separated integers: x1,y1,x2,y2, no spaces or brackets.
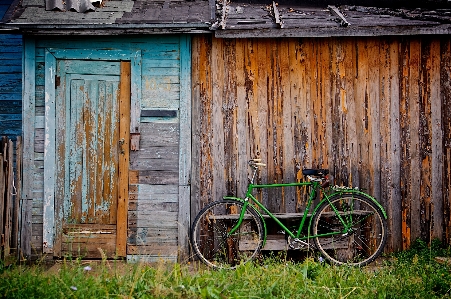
22,35,191,261
0,35,22,139
0,0,22,139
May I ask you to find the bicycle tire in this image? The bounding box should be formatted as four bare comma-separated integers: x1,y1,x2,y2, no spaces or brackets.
312,193,387,266
190,200,264,269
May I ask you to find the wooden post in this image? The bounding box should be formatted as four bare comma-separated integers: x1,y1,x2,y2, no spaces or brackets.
117,61,131,257
4,139,14,257
0,141,4,258
12,137,22,256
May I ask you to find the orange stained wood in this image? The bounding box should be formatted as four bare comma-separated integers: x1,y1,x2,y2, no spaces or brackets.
52,59,130,258
117,61,131,257
191,35,451,251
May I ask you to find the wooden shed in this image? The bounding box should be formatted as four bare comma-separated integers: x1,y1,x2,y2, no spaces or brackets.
2,0,210,261
2,0,451,262
190,1,451,253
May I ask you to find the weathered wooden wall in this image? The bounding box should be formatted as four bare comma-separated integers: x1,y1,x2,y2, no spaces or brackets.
0,35,22,139
191,35,451,253
0,0,22,140
0,136,21,260
22,36,190,261
0,0,21,138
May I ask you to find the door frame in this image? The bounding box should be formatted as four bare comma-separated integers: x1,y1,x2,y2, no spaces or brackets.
43,48,142,255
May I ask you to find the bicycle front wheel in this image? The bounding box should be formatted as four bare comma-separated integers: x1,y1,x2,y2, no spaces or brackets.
190,200,264,269
312,193,387,266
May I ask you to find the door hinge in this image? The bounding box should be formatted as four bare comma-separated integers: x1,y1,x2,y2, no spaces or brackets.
55,75,60,88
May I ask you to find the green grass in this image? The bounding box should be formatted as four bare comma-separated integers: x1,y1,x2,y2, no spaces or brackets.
1,239,451,299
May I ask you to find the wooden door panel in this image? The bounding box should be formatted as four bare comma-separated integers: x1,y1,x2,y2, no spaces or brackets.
65,76,120,225
55,60,130,258
62,224,116,258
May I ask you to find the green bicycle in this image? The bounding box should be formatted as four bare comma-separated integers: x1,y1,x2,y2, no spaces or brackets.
190,159,388,269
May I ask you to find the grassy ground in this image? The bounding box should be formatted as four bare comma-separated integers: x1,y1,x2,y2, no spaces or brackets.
1,239,450,299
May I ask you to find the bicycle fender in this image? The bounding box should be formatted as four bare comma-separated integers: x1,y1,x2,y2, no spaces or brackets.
311,190,387,222
307,190,388,232
333,190,387,219
223,196,246,204
222,196,268,247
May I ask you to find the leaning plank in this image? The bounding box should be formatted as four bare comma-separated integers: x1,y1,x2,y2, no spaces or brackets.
0,150,4,254
12,137,22,254
4,139,14,257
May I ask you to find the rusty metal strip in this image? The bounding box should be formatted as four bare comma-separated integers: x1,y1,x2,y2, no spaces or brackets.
272,1,283,29
328,5,350,27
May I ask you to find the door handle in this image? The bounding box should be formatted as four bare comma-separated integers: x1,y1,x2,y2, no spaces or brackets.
119,138,125,155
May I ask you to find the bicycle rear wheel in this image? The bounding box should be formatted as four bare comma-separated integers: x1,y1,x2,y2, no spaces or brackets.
312,193,387,266
190,200,264,269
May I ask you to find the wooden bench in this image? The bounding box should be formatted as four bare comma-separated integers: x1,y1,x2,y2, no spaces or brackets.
213,211,372,251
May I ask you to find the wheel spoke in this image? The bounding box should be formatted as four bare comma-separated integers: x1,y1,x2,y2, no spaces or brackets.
313,194,387,266
191,200,263,269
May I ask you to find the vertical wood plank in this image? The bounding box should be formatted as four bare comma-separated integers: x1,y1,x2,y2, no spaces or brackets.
223,39,237,196
441,39,451,244
355,39,370,191
399,38,411,250
178,35,191,260
53,59,68,256
96,81,107,223
320,38,332,174
21,37,35,259
379,38,393,251
196,35,214,213
257,39,269,208
212,38,226,205
419,40,433,243
281,38,295,213
12,136,22,254
346,38,359,188
85,79,97,223
190,35,202,223
0,146,4,256
4,139,14,256
368,38,381,206
304,39,314,171
409,38,421,244
43,48,56,254
117,61,131,257
235,39,248,199
130,51,142,134
430,40,443,240
389,39,402,251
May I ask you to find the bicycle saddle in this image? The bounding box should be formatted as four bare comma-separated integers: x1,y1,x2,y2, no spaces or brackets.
302,169,329,176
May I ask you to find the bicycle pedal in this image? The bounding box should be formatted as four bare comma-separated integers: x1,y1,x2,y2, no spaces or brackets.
288,238,309,250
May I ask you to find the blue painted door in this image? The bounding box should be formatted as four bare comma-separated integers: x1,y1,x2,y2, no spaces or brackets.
54,60,128,258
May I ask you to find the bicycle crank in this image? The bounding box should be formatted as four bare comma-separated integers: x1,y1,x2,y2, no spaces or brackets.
287,237,312,250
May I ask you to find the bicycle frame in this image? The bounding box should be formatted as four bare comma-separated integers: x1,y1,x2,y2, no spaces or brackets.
224,179,387,247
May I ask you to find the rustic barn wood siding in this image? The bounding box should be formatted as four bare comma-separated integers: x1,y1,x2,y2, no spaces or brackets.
191,35,451,252
0,35,22,139
22,36,186,260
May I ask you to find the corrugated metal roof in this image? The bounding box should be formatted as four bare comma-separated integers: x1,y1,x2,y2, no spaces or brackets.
46,0,95,13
